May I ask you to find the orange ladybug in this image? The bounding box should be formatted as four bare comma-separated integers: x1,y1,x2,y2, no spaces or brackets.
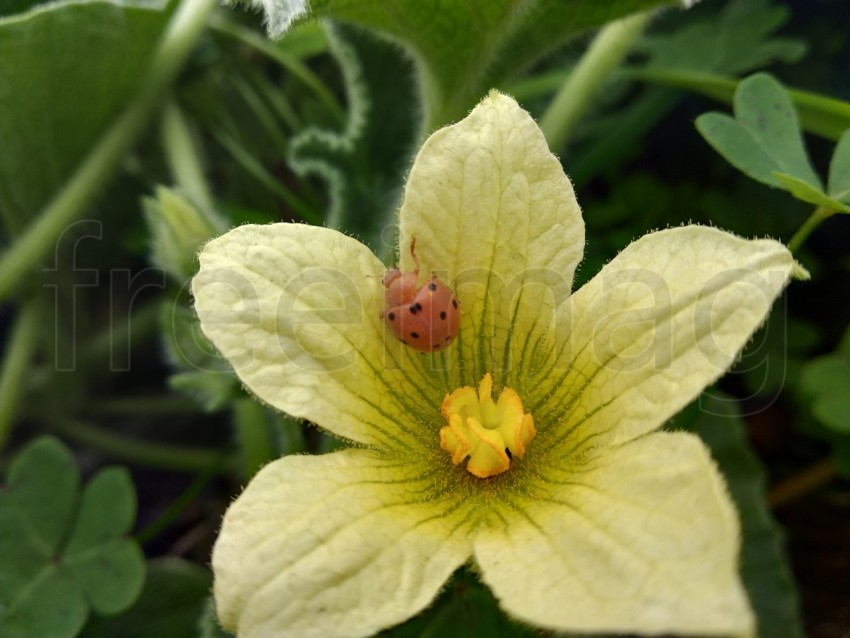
381,238,460,352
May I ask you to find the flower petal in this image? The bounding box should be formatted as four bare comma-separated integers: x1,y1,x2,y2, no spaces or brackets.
474,432,753,634
398,91,585,386
213,449,473,638
534,226,802,447
192,223,443,450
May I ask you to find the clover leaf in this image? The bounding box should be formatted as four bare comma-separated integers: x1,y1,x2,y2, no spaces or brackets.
696,73,820,189
827,130,850,204
697,73,850,215
0,437,144,638
773,128,850,213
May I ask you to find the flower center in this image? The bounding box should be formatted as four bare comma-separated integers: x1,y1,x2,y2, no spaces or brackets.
439,373,536,479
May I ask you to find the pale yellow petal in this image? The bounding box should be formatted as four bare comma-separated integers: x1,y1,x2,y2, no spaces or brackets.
475,432,753,634
213,449,473,638
192,223,444,451
532,226,800,447
398,91,584,387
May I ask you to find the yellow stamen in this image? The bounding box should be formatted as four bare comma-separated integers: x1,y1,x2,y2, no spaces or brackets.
439,373,535,478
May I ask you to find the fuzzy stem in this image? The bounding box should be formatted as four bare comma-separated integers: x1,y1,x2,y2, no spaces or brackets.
540,11,652,151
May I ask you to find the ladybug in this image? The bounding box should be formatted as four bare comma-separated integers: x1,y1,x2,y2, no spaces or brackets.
381,238,460,352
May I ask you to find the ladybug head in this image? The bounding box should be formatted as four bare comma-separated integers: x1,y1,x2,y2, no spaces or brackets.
382,268,402,288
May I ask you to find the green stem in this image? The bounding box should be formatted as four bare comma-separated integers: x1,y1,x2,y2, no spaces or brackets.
787,205,834,254
0,0,219,302
540,11,652,151
233,398,276,481
161,100,215,212
46,415,230,473
0,301,41,449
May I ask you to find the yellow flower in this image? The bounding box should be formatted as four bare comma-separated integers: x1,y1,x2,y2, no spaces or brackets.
193,92,804,637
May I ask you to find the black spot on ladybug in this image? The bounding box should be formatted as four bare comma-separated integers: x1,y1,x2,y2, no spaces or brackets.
428,282,437,291
409,305,417,314
411,331,420,339
440,311,447,320
414,302,422,311
451,299,458,309
433,343,441,349
388,312,396,321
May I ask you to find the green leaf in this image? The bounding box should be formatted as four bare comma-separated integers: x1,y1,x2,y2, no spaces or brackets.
696,112,782,186
80,558,213,638
678,394,804,638
65,469,136,553
0,567,88,638
0,0,168,231
696,73,821,191
736,74,821,188
632,69,850,141
300,0,682,128
65,469,145,614
772,172,850,214
828,130,850,202
0,437,87,638
639,0,805,75
67,542,146,615
288,22,420,251
801,338,850,434
0,437,145,638
0,436,79,555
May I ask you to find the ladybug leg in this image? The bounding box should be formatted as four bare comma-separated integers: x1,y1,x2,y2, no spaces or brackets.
409,236,420,275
